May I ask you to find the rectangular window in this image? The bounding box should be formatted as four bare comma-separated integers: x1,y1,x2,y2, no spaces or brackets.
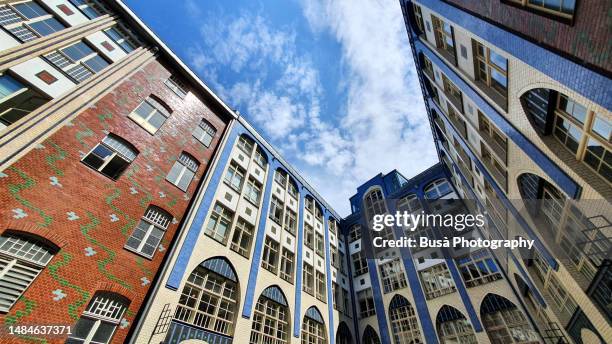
165,75,188,98
0,1,66,42
125,206,171,258
128,96,171,134
339,251,346,275
342,288,351,316
69,0,107,19
304,224,314,249
261,237,279,273
358,289,375,319
283,209,297,235
413,4,425,33
166,153,199,191
332,282,339,311
82,134,137,180
419,263,456,299
473,40,508,104
303,264,314,295
230,218,254,257
432,15,456,62
279,248,294,283
244,178,262,205
192,119,216,147
442,74,463,112
253,149,266,168
204,203,233,244
315,232,324,257
380,258,408,293
104,25,139,53
287,182,298,199
0,74,48,131
224,161,245,192
45,40,110,83
274,170,287,187
349,224,361,242
456,250,502,287
315,271,326,303
236,136,254,155
268,196,284,224
331,246,339,269
352,251,368,276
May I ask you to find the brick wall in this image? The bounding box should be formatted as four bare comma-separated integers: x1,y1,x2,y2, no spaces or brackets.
443,0,612,73
0,59,228,343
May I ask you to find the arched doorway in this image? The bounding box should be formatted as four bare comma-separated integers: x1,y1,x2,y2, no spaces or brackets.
435,305,477,343
336,321,353,344
388,294,423,344
362,325,381,344
480,294,539,343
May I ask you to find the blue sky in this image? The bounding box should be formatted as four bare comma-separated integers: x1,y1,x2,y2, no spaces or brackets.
124,0,437,216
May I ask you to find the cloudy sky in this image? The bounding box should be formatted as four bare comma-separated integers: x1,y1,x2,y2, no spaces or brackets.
125,0,437,216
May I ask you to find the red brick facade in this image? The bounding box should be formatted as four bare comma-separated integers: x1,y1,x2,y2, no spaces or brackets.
444,0,612,73
0,59,229,343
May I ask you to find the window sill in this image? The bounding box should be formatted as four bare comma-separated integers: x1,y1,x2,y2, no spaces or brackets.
124,245,154,260
127,113,160,135
166,178,189,192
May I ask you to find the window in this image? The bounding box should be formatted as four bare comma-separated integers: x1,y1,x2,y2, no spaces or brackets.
204,203,233,244
303,264,314,295
128,96,171,134
481,295,539,344
167,152,199,191
332,283,339,311
279,248,294,282
412,4,425,33
283,209,297,235
349,224,361,242
305,197,314,213
304,224,314,249
473,40,508,100
397,194,421,213
125,206,171,258
328,220,337,234
380,258,408,293
0,73,48,131
456,250,502,287
352,251,368,276
478,111,508,160
250,292,289,344
339,251,346,275
224,161,245,192
331,246,339,269
432,15,456,61
45,41,110,83
268,197,284,224
419,263,456,299
506,0,576,20
315,271,326,302
314,206,323,223
261,237,279,273
0,1,66,42
193,119,216,147
237,135,254,155
287,181,298,199
66,292,128,344
244,178,262,205
0,233,55,312
363,189,386,220
389,297,423,344
174,263,237,336
301,315,327,344
438,314,477,344
424,179,451,199
82,134,137,180
342,288,351,316
442,74,463,111
230,218,254,257
357,289,375,318
315,232,324,257
104,25,138,53
165,75,188,98
274,170,287,187
253,148,267,168
69,0,107,19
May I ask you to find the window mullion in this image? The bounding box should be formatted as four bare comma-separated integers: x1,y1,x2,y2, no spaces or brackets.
83,318,102,344
136,222,154,252
97,151,117,172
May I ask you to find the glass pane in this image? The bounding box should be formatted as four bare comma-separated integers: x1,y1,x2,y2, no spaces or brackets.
100,156,128,179
489,51,507,71
62,42,94,61
148,111,166,130
591,115,611,141
134,101,155,119
91,322,116,343
14,2,48,19
29,17,65,36
0,74,24,98
166,162,182,184
83,55,110,73
83,145,113,169
178,170,195,190
70,317,96,341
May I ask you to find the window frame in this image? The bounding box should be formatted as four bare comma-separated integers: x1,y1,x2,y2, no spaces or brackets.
128,96,171,134
81,134,137,180
166,152,199,191
124,206,171,259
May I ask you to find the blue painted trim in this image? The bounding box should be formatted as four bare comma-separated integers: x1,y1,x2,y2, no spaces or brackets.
166,125,241,290
242,158,280,318
343,233,362,344
324,209,335,344
293,191,306,337
417,0,612,111
431,98,559,271
366,255,392,344
416,40,581,199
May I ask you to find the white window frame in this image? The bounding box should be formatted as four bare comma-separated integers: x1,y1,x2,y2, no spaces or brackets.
124,206,171,258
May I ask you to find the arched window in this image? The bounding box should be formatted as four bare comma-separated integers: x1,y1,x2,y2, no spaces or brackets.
193,119,216,147
237,135,255,155
362,326,381,344
0,232,57,312
301,306,327,344
82,133,138,180
253,147,268,169
129,95,171,134
67,291,129,344
363,188,386,220
250,286,290,344
480,294,538,344
166,152,199,191
424,179,451,199
125,205,172,258
436,305,477,344
396,194,421,213
388,295,423,344
336,322,353,344
174,258,239,337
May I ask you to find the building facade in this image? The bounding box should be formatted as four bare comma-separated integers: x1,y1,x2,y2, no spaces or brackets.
400,1,611,343
0,0,237,343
